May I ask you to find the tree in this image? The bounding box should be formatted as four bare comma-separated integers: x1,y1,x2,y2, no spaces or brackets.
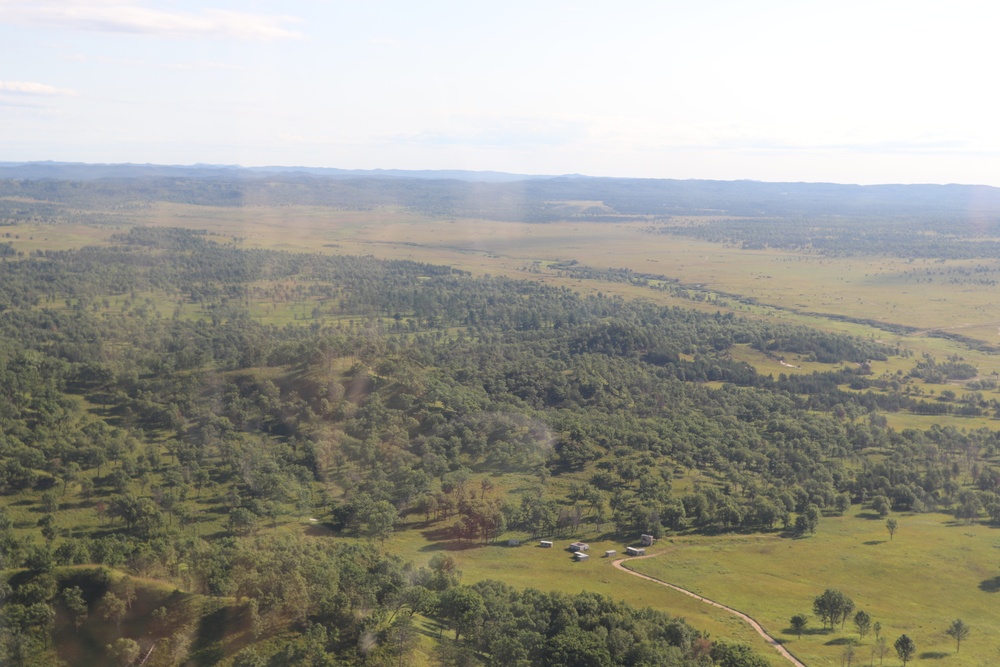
894,634,915,666
838,596,855,630
796,504,820,535
60,585,88,632
885,518,898,541
790,614,808,639
106,637,141,666
709,640,770,667
100,592,128,629
945,619,970,653
363,499,397,543
874,636,888,666
870,495,890,518
813,589,853,631
853,610,871,639
437,586,484,641
842,639,856,667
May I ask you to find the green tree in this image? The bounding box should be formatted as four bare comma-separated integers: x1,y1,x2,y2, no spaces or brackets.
894,634,915,666
60,585,88,632
40,490,59,514
874,636,888,666
106,637,141,666
853,610,871,639
709,640,770,667
364,499,397,543
885,518,898,541
870,495,890,518
945,618,970,653
437,586,484,641
795,504,820,535
813,589,853,631
789,614,808,639
100,592,127,629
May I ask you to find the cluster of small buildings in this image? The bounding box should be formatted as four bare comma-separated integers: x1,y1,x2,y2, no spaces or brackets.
533,534,655,561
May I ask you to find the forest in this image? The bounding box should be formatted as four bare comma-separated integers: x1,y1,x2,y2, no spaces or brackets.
2,173,1000,665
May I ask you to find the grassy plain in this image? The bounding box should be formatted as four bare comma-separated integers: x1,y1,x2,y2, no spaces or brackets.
629,511,1000,667
384,517,786,666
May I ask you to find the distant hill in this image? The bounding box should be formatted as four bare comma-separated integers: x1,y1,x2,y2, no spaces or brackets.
3,161,1000,221
0,161,555,183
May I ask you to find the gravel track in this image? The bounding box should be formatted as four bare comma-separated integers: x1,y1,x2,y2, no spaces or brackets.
612,554,807,667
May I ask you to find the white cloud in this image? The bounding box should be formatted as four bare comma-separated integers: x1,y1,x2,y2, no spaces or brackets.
0,1,304,41
0,80,77,96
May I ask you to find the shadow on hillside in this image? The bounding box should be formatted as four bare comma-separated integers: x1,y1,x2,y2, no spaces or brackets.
421,526,454,542
978,576,1000,592
304,523,335,537
863,540,886,546
854,511,884,520
419,540,480,552
824,636,856,646
782,627,828,637
919,651,949,659
419,526,481,551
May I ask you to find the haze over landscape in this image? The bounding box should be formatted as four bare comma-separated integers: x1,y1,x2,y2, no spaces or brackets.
7,3,1000,667
3,0,1000,185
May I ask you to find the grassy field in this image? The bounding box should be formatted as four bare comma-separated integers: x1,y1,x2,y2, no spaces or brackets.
383,517,786,666
627,510,1000,667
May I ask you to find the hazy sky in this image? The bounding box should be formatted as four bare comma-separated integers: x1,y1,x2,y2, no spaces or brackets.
3,0,999,184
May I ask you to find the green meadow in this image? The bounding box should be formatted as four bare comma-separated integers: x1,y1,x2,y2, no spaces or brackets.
383,516,786,666
629,511,1000,667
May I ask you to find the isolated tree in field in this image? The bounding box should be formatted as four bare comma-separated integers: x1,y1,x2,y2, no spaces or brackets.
790,614,808,639
853,610,871,639
874,636,888,666
873,621,881,642
894,634,915,666
945,619,970,653
885,518,897,540
842,639,856,667
813,589,853,630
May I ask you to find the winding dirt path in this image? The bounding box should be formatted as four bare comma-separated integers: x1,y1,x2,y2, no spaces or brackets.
612,554,806,667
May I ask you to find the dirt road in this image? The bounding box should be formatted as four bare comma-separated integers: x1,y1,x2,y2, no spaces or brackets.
612,555,807,667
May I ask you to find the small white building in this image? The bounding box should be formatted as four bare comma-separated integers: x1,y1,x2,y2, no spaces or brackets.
568,541,590,552
507,539,521,547
574,552,590,561
604,550,617,558
640,534,655,546
625,546,646,556
540,540,553,548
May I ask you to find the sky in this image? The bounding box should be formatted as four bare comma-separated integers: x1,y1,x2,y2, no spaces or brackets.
2,0,1000,185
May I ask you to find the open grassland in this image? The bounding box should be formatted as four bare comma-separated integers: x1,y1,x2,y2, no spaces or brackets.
383,517,785,666
629,511,1000,667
